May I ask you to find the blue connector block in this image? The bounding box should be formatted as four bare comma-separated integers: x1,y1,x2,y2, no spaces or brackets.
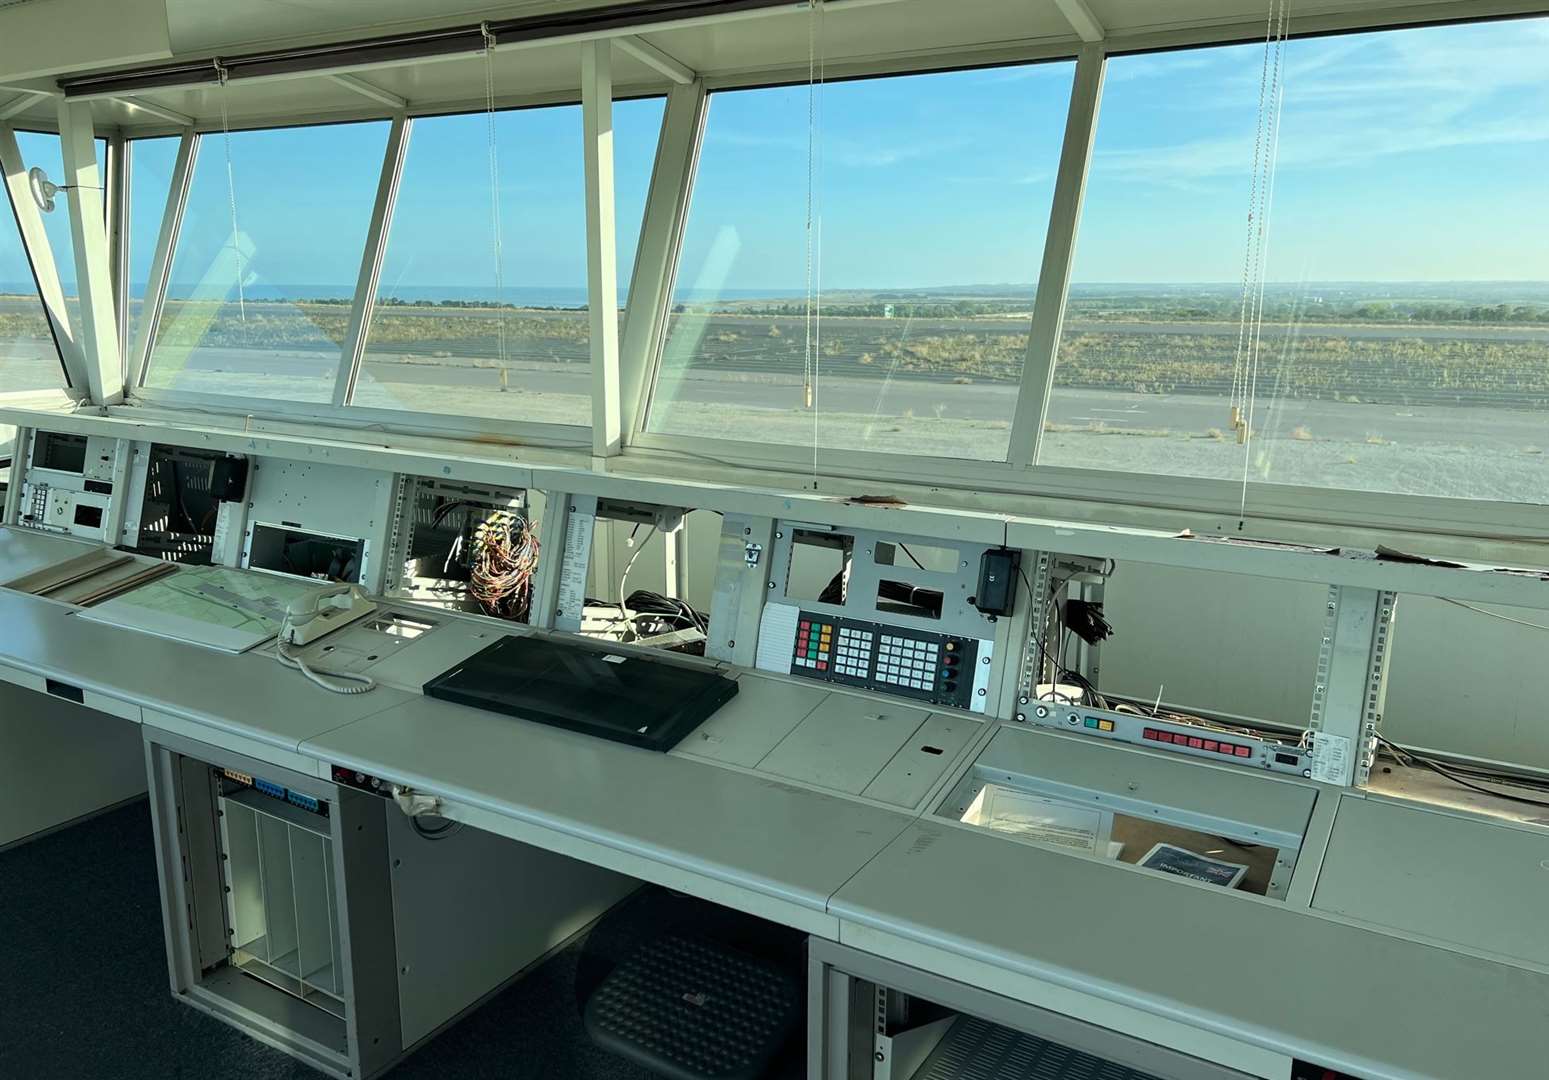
286,790,320,813
254,778,286,800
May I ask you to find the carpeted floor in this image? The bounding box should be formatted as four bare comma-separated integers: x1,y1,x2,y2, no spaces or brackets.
0,799,709,1080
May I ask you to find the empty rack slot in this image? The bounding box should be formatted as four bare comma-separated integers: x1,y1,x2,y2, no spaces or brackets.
218,788,344,1015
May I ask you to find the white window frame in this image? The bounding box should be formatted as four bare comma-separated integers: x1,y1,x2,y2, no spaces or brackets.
0,120,86,398
621,21,1549,543
123,81,673,453
50,7,1547,555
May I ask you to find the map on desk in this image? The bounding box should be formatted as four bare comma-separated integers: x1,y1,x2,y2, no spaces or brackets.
76,565,328,653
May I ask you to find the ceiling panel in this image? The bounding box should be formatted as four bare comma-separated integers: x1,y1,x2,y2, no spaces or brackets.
23,0,1542,134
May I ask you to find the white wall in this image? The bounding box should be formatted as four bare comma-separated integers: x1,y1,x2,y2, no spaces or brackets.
1098,565,1549,772
0,686,146,849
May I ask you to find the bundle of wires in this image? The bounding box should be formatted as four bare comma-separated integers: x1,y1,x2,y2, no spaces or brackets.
620,589,707,637
470,510,540,621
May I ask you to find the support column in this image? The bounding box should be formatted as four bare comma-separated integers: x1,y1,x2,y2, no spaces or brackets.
582,41,621,455
56,98,123,404
1307,585,1397,786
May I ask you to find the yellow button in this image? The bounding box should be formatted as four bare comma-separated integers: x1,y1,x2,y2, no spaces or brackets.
1098,719,1115,732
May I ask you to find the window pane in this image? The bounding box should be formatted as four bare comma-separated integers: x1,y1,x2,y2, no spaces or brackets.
16,131,105,337
647,64,1073,460
0,162,65,395
352,97,664,425
1044,20,1549,503
126,136,179,358
145,121,390,400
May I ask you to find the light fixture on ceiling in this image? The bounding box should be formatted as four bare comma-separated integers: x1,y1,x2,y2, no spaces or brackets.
27,166,99,213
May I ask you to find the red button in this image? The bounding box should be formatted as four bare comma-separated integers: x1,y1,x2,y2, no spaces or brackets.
1143,729,1157,740
817,661,827,671
1202,740,1217,752
1187,737,1204,749
1236,746,1252,757
1157,731,1174,743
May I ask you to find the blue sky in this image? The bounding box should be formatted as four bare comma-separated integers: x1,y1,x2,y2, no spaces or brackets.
1076,16,1549,285
138,99,663,298
7,15,1549,300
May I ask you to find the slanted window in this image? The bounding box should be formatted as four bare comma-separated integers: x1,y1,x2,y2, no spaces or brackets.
1044,18,1549,503
125,136,180,358
646,62,1074,461
351,97,664,426
14,131,104,344
0,145,66,395
143,121,390,400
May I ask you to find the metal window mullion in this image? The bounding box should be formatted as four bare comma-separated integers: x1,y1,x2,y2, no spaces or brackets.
584,42,622,454
334,112,409,407
618,79,707,446
128,130,197,395
106,132,130,363
56,99,125,404
0,123,84,393
1006,44,1106,468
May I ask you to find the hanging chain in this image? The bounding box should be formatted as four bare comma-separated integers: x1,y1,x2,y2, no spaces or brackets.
803,1,826,483
214,60,246,325
803,1,817,416
483,24,508,373
1237,0,1290,526
1230,0,1280,435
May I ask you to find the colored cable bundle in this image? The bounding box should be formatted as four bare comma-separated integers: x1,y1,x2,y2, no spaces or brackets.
470,511,540,621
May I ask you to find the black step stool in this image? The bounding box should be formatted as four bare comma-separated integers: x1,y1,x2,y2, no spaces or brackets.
583,934,801,1080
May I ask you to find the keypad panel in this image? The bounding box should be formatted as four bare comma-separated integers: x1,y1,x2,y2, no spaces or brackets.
789,611,981,711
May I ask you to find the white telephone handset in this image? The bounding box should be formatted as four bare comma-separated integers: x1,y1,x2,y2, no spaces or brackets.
275,585,379,695
281,584,378,646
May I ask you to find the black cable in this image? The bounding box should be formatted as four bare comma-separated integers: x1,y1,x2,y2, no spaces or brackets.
1017,565,1085,705
896,542,927,571
410,815,463,840
1376,736,1549,809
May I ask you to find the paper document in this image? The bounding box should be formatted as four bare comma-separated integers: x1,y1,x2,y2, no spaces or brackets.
959,784,1113,856
1138,843,1249,888
78,565,329,653
754,602,800,674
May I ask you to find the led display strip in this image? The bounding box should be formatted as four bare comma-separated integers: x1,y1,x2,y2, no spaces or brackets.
1024,699,1312,778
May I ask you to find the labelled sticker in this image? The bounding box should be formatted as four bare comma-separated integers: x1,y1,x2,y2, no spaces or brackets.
1310,732,1352,784
603,654,626,665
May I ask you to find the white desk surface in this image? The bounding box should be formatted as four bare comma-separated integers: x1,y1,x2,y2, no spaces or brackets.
1314,793,1549,969
831,819,1549,1080
0,583,411,753
303,694,919,927
0,528,98,584
4,530,1546,1074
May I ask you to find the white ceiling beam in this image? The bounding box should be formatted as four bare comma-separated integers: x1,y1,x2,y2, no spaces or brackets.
117,96,193,126
614,35,695,85
328,73,407,110
1053,0,1104,42
0,91,45,120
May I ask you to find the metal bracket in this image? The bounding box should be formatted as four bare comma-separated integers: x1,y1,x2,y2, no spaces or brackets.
1307,585,1398,786
1016,551,1053,707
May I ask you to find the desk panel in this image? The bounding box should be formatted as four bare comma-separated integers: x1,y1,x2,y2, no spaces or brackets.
832,820,1549,1080
0,526,96,585
303,696,918,934
1314,794,1549,969
0,588,412,757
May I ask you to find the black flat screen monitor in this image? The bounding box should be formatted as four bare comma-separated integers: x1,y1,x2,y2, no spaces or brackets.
424,634,738,752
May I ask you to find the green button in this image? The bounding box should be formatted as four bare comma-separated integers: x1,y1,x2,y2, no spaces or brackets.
1084,717,1099,729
